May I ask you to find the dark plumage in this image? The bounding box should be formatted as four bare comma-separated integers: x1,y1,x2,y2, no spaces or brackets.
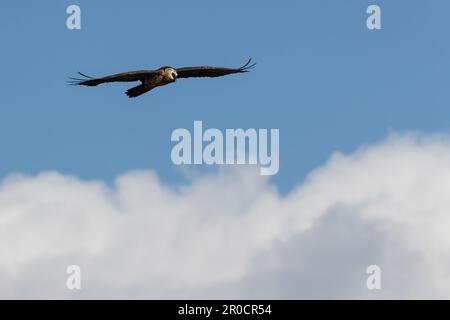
68,59,256,98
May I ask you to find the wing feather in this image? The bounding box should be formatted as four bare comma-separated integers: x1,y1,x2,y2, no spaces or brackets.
68,70,159,86
176,58,256,79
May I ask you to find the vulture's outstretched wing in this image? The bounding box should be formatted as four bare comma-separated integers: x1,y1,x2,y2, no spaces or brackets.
68,70,159,86
176,58,256,79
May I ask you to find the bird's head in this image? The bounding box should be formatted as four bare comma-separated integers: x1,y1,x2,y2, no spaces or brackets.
162,67,178,82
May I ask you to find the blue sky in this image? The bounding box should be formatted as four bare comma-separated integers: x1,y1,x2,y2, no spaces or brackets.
1,0,449,193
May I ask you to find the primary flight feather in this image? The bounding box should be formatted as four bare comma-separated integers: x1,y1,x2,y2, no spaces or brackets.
69,59,256,98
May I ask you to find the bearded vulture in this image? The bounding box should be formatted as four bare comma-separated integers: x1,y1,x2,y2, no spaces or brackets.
69,59,256,98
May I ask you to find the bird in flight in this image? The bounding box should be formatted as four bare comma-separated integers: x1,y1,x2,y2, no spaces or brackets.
69,59,256,98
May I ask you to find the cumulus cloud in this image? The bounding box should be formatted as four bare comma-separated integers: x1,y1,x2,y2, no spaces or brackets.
1,133,450,299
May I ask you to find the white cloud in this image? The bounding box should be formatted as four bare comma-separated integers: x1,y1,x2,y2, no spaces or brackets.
1,132,450,299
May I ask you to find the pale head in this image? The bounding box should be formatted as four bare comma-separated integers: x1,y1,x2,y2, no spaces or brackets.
161,67,178,82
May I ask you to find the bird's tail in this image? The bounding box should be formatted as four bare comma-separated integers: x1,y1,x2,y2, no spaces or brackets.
125,84,152,98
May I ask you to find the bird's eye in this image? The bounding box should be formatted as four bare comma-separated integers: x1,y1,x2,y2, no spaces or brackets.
172,72,177,78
